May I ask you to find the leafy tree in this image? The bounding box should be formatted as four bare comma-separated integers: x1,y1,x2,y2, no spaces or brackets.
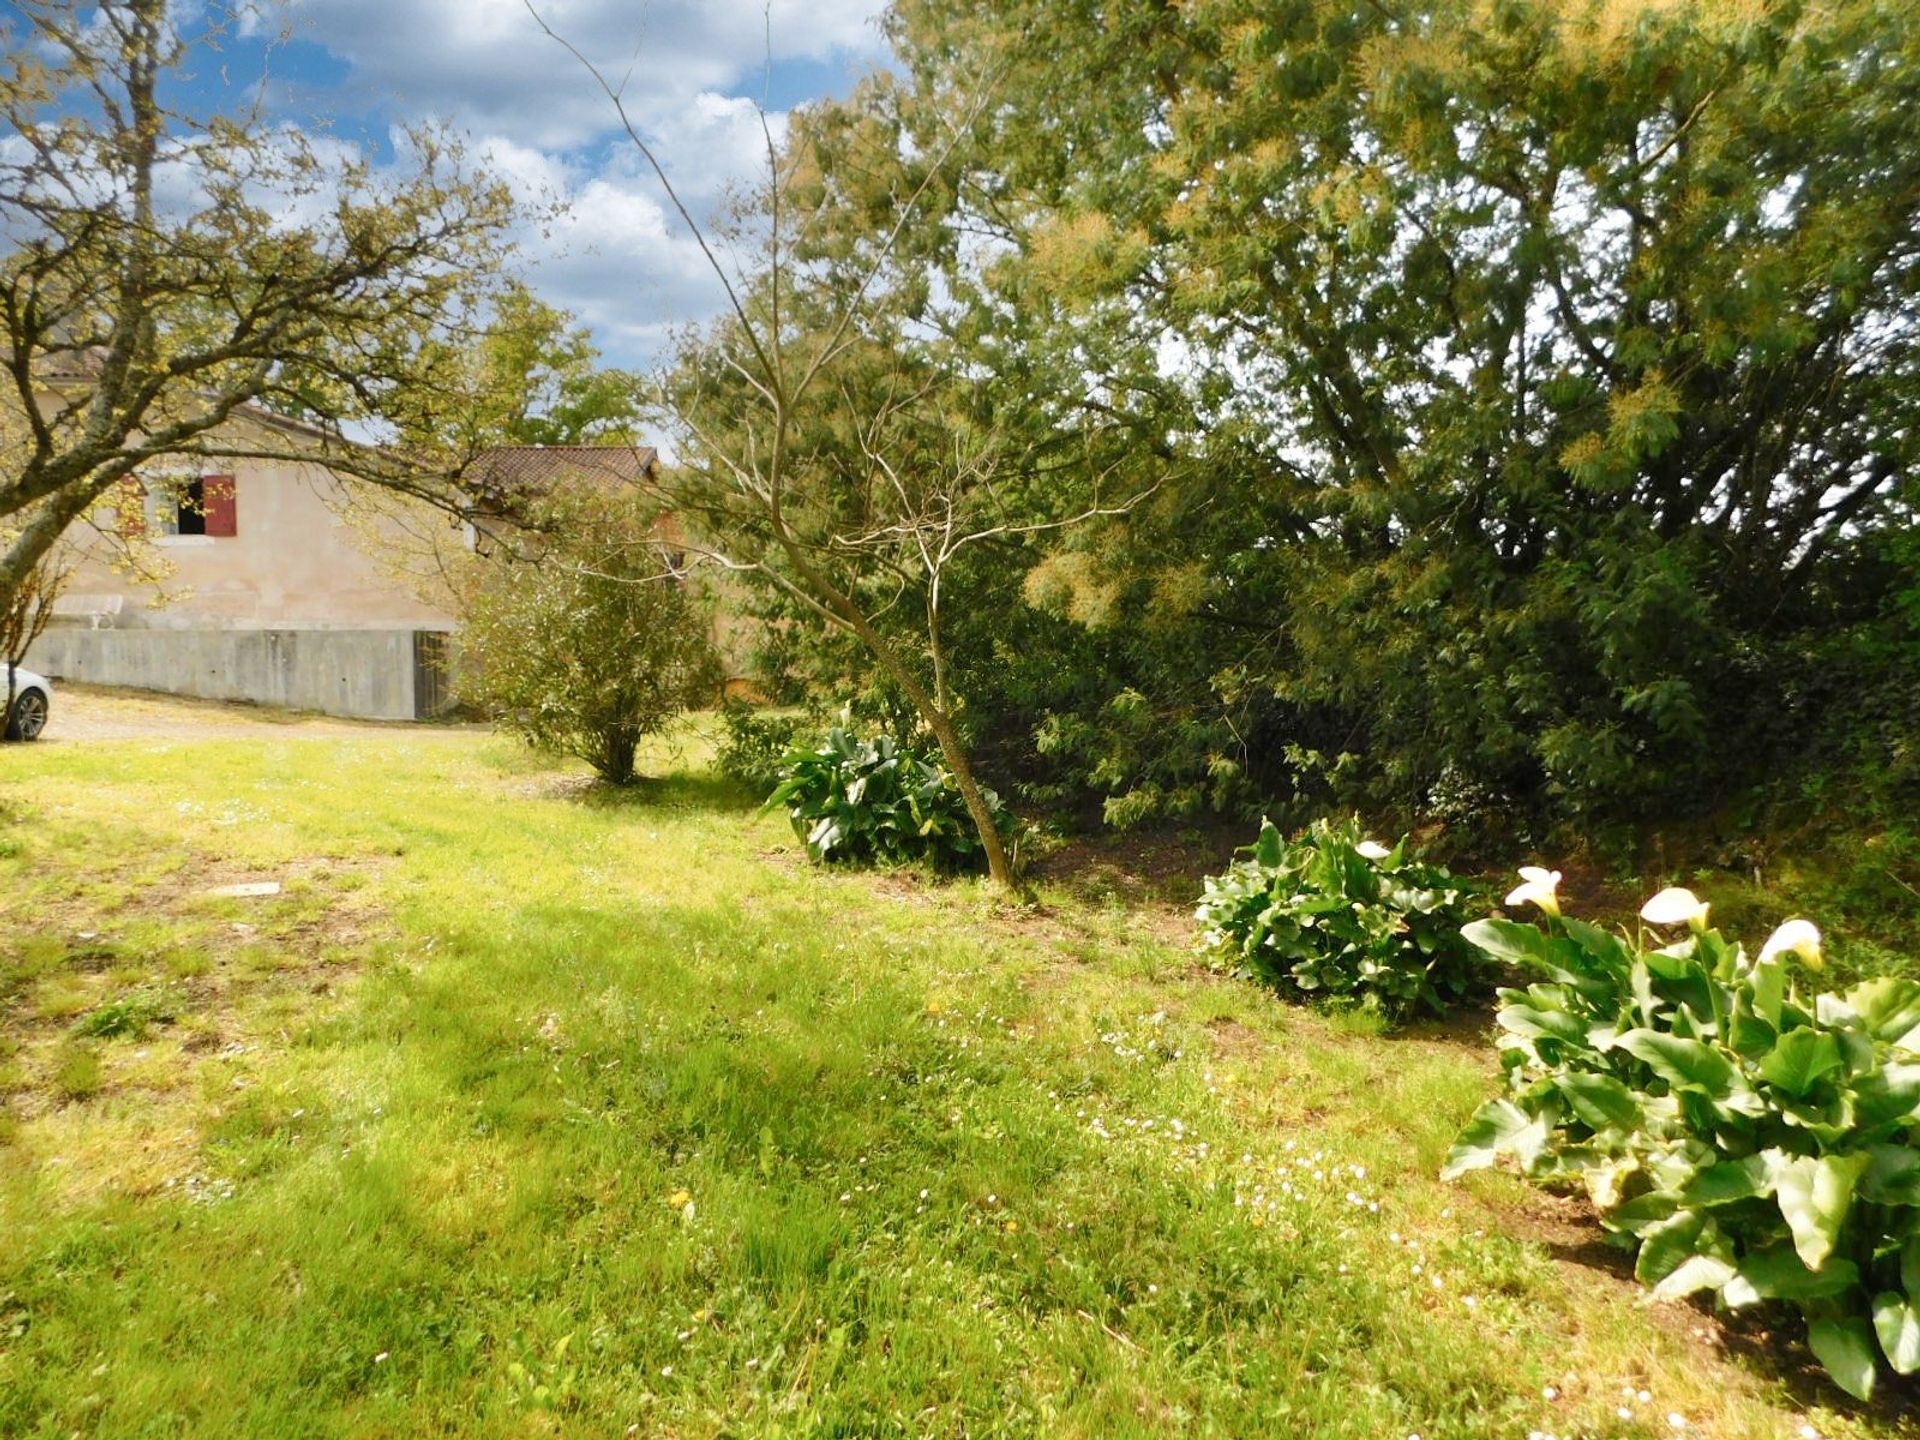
456,491,720,785
869,0,1920,836
0,0,517,594
399,282,645,452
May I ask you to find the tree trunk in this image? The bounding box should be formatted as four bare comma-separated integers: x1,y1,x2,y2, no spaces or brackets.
920,703,1017,892
765,513,1019,892
599,725,639,785
839,607,1016,891
0,482,104,595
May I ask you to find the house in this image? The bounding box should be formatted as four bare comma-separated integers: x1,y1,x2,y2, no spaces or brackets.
28,413,662,720
467,444,660,516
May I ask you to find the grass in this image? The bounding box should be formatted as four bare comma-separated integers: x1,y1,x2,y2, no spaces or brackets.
0,714,1914,1438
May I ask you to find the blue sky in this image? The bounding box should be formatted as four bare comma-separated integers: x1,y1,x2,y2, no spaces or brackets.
162,0,895,370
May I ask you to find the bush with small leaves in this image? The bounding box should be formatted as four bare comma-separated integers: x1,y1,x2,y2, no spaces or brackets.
714,700,809,795
456,493,720,786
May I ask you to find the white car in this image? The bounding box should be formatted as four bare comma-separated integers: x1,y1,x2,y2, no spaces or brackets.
4,665,51,741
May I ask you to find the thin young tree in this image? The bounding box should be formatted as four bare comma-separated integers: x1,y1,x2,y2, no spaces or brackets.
528,9,1151,891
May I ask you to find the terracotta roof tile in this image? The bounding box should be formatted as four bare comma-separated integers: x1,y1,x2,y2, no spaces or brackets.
469,444,658,495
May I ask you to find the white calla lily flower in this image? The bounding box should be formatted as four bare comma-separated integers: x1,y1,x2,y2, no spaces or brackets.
1355,840,1393,861
1640,887,1711,931
1504,866,1562,917
1757,918,1823,970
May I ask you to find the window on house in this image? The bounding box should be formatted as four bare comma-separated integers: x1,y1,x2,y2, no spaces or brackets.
140,480,178,536
176,477,207,535
137,474,237,538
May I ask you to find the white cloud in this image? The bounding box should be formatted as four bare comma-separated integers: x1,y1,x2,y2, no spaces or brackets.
489,129,744,372
642,92,791,206
279,0,890,369
289,0,886,150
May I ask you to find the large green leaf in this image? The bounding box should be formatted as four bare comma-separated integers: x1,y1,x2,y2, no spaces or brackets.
1651,1253,1735,1301
1441,1099,1539,1180
1809,1316,1879,1401
1747,955,1787,1029
1726,996,1779,1059
1555,1072,1643,1132
1757,1029,1845,1099
1634,1212,1709,1286
1775,1153,1872,1271
1848,979,1920,1047
1606,1190,1680,1235
1775,1093,1858,1147
1615,1029,1734,1096
1629,958,1659,1025
1722,1247,1859,1306
1461,918,1555,969
1496,1003,1591,1046
1873,1292,1920,1375
1584,1155,1643,1211
1640,947,1715,1026
1560,917,1629,960
1861,1145,1920,1206
1679,1153,1778,1207
1252,820,1284,869
1853,1063,1920,1133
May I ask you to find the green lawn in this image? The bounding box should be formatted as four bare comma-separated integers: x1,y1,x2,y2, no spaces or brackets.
0,719,1905,1438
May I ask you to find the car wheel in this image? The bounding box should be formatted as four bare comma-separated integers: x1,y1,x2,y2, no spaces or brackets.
5,687,48,741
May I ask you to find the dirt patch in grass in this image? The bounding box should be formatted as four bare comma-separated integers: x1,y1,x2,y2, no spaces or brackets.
502,771,604,802
1,838,396,1205
1028,819,1245,907
1200,1013,1267,1062
15,848,390,966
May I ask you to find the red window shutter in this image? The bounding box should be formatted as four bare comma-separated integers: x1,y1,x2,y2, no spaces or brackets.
117,477,148,537
203,475,237,537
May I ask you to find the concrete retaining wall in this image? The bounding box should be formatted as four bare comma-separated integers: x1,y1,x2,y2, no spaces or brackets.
26,626,448,721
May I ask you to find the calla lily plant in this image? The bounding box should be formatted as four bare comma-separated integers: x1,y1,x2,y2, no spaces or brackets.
1447,876,1918,1401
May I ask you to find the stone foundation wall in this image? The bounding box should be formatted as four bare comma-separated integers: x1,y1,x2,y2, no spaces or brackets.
26,626,452,721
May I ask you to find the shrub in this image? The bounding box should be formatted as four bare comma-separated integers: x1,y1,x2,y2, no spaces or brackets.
767,727,1013,872
714,700,807,794
71,987,176,1040
456,494,720,785
1447,875,1920,1400
1195,818,1485,1018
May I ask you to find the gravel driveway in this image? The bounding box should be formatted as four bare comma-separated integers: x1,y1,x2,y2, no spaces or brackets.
23,682,478,743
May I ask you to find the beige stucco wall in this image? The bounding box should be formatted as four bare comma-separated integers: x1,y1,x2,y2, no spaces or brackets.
61,453,459,632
